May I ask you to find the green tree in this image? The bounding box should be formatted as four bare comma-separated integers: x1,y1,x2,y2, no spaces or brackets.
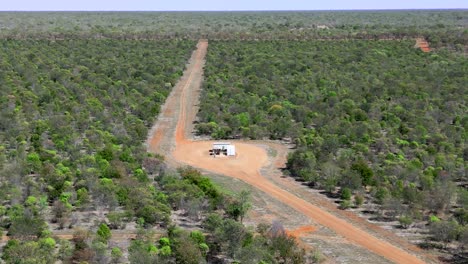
351,160,374,186
26,152,41,173
341,188,352,201
128,239,160,264
354,193,364,207
226,190,252,223
286,149,317,182
268,221,306,263
111,247,123,263
399,215,413,229
96,223,111,243
173,237,204,264
2,239,57,264
429,220,460,246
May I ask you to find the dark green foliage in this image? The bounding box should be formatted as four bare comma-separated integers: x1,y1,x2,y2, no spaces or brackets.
173,238,204,264
135,204,170,226
341,188,352,201
2,239,57,264
128,238,162,264
454,209,468,226
0,11,465,47
375,187,390,205
429,220,460,244
96,223,111,242
199,39,466,233
203,213,224,233
179,167,222,207
399,215,413,229
351,160,374,186
204,217,308,263
225,190,251,223
97,146,114,162
0,10,465,260
168,228,205,264
0,39,194,235
6,206,47,238
267,223,307,264
212,218,249,257
286,149,316,182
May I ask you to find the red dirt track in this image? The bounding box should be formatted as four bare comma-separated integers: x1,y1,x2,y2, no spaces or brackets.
148,40,429,264
415,38,431,52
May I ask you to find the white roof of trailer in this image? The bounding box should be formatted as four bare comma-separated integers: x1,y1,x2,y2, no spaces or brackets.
213,142,231,145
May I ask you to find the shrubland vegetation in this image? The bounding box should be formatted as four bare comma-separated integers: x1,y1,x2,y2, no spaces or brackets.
0,9,466,263
1,165,309,263
128,168,313,264
196,40,467,256
0,11,466,49
0,39,194,261
0,38,308,262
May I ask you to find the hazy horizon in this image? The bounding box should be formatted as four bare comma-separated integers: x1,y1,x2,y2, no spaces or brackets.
1,9,467,12
2,0,467,11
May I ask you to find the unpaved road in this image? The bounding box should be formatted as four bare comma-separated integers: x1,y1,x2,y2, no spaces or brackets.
148,40,430,264
415,38,431,52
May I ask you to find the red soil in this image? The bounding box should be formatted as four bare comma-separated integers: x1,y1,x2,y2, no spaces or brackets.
287,225,317,238
415,38,431,52
149,40,429,264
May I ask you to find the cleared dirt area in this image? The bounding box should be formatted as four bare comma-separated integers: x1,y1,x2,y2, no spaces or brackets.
415,38,431,52
148,40,433,264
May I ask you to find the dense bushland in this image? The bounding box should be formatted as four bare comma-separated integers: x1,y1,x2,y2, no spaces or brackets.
0,39,311,263
0,39,194,235
0,9,466,262
0,11,466,49
197,40,467,250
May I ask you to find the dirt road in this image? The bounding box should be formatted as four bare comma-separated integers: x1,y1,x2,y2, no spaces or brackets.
148,40,429,264
415,38,431,52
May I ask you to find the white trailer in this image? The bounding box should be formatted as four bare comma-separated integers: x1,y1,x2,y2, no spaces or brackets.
212,142,236,156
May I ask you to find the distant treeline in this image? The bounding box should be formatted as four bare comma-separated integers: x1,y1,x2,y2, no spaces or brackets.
0,11,466,47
